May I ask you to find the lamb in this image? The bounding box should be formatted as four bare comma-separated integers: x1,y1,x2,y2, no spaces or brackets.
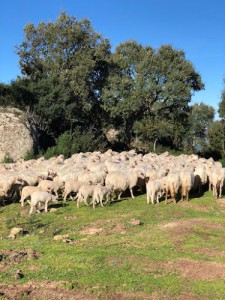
179,170,194,201
91,184,114,209
165,172,180,204
38,180,64,198
29,191,58,214
20,186,43,207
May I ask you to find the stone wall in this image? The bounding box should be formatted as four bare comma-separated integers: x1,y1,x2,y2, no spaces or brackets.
0,107,34,161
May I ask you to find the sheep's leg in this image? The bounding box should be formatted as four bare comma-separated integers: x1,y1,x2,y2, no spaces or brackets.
130,188,135,199
118,191,123,200
219,184,222,198
29,206,33,215
20,198,25,207
92,197,96,209
165,190,168,204
156,193,159,204
151,193,155,204
84,197,89,206
147,191,150,204
44,201,48,212
63,192,68,202
100,196,104,207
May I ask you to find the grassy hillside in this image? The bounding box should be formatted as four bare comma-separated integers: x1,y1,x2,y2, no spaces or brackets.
1,191,225,299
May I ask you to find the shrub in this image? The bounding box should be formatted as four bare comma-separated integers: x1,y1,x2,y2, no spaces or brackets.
1,153,14,163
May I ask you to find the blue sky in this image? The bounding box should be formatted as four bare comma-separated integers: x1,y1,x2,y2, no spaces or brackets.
1,0,224,114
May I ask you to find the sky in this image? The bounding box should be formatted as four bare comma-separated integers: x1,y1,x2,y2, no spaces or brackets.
1,0,225,115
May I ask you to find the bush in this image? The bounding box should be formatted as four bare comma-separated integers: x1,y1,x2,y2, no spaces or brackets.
1,153,14,163
23,148,36,161
44,129,107,159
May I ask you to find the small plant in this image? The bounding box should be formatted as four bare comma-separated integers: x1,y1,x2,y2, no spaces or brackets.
1,153,14,164
23,148,35,161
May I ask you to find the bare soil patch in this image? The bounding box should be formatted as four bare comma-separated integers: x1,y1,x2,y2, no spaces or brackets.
0,249,40,266
145,258,225,281
0,281,95,300
159,218,225,239
80,218,127,235
0,281,203,300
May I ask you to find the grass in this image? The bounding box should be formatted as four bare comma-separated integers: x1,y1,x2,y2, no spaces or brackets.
1,190,225,299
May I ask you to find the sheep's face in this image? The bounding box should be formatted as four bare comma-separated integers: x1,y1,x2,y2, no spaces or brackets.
139,172,145,180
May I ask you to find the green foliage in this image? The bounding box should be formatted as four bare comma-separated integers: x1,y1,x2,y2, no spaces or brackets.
218,78,225,118
102,42,204,148
23,148,35,161
0,12,208,155
207,120,225,155
1,153,14,164
44,130,107,159
16,12,111,140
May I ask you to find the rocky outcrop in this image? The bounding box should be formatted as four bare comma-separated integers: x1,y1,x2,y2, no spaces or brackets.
0,107,35,161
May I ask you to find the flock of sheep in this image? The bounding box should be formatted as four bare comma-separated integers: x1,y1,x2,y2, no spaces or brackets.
0,149,224,214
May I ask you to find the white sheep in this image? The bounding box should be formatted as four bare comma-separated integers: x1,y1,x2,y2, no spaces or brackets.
91,184,114,209
211,168,225,198
194,165,207,193
29,191,58,214
38,180,64,198
63,180,83,202
165,172,180,204
20,186,43,207
105,170,145,200
76,184,95,208
146,177,166,204
179,170,194,201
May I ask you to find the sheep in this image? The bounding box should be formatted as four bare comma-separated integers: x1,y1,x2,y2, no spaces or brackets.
179,170,194,201
20,186,43,207
63,180,83,202
76,184,95,208
38,180,64,198
0,175,22,198
194,165,207,193
165,172,180,204
105,170,145,200
105,171,128,200
146,177,166,204
211,168,225,198
29,191,58,214
91,184,114,209
77,171,106,185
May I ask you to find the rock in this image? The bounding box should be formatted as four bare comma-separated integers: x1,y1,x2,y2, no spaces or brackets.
129,219,142,226
0,107,37,161
53,234,69,241
49,208,57,212
14,269,23,280
8,227,23,239
80,227,104,235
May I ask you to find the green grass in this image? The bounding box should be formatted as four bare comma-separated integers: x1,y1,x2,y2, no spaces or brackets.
1,191,225,299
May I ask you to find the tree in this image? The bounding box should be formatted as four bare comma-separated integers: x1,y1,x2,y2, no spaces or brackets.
207,120,225,157
188,103,215,151
218,78,225,118
16,12,111,144
102,42,204,148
